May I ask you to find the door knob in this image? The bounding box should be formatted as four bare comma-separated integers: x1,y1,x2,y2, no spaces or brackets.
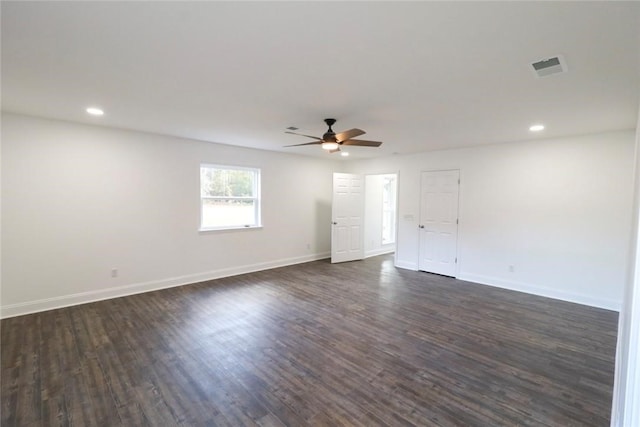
332,222,338,225
419,225,424,229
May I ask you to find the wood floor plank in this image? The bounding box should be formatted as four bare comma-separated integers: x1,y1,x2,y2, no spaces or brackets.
1,255,618,426
13,314,41,426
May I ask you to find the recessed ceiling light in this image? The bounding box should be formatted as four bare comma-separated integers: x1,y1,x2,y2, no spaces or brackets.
86,107,104,116
529,124,545,132
341,152,349,157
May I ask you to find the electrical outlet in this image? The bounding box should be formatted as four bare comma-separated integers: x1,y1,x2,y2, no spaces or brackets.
508,265,515,273
111,268,118,278
306,243,311,250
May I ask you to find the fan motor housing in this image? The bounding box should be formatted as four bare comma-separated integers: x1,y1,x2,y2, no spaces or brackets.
323,132,337,142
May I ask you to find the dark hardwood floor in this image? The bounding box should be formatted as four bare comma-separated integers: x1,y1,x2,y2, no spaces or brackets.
1,255,618,426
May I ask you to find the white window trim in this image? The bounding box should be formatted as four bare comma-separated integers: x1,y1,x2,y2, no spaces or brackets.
199,164,262,232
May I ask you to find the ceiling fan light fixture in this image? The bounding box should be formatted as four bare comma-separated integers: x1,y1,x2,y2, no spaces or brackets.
284,118,382,152
86,107,104,116
322,142,339,150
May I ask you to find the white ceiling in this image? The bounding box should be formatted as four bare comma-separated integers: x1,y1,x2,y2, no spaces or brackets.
2,1,639,159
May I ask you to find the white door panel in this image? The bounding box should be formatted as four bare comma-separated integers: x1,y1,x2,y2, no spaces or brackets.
419,170,460,276
332,173,365,263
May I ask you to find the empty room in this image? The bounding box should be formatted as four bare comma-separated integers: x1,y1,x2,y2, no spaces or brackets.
2,2,640,426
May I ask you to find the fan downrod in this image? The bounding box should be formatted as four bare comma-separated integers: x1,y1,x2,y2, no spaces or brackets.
324,118,336,131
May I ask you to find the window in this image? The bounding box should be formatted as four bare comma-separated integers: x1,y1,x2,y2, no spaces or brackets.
381,174,397,244
200,164,261,230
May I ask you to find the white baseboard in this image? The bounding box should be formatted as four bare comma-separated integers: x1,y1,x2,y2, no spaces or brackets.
4,255,620,318
395,260,418,271
1,252,330,318
457,272,621,312
365,247,395,258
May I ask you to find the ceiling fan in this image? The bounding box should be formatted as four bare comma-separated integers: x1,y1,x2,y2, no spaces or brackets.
284,118,383,153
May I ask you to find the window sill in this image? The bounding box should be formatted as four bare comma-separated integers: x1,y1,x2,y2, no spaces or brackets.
199,225,263,233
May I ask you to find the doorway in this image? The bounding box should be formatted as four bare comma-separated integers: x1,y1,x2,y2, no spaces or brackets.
331,173,398,263
365,174,397,258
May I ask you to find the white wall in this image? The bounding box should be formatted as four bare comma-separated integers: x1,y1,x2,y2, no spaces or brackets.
348,131,635,310
2,113,634,317
1,113,337,317
611,109,640,427
364,174,395,258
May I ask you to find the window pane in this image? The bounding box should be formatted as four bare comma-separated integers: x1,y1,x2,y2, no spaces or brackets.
382,210,394,244
201,167,255,198
200,165,261,230
201,199,257,228
381,175,396,244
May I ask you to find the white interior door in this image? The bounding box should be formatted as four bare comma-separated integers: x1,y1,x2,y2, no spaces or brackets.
418,170,460,276
332,173,365,263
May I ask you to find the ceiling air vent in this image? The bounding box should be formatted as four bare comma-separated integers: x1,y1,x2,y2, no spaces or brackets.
531,55,568,78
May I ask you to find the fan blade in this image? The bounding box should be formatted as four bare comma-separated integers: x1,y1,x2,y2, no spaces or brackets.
284,131,322,141
284,141,323,147
341,139,383,147
335,128,365,142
